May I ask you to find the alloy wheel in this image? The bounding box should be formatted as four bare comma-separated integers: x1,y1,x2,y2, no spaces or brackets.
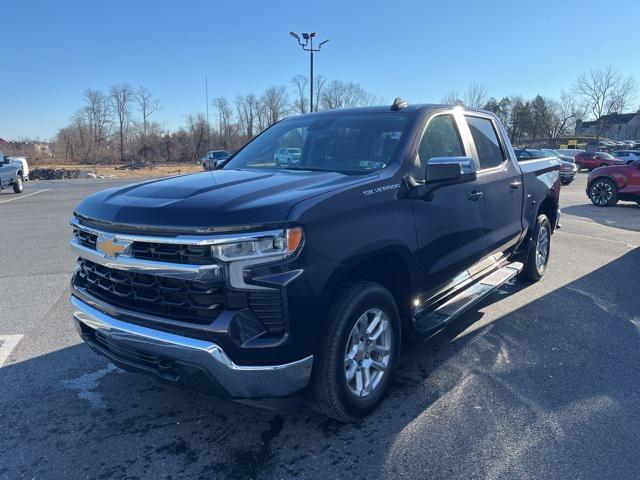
344,308,392,398
591,181,613,206
535,225,550,274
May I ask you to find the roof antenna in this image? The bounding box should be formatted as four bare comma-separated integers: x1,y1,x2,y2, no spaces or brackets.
391,97,408,111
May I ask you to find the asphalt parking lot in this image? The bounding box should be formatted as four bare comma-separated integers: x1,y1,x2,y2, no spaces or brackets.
1,173,639,480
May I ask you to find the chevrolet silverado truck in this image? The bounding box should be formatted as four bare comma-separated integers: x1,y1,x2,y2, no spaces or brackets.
70,102,561,421
0,150,25,194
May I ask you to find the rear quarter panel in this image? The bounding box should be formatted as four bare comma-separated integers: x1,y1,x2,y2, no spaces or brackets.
517,156,561,239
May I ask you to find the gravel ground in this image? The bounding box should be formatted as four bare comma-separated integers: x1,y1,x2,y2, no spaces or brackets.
0,173,639,480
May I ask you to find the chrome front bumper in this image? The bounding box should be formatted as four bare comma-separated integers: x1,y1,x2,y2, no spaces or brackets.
71,296,313,398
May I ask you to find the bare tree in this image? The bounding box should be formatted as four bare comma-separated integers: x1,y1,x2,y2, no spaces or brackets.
136,86,160,156
543,92,584,141
186,114,209,161
110,84,135,162
314,75,327,112
441,83,488,108
81,89,113,162
262,86,289,125
573,66,637,138
291,75,308,114
464,83,489,109
212,96,235,148
441,90,463,106
320,80,376,110
236,94,258,139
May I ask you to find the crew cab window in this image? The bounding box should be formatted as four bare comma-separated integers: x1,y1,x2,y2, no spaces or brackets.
465,116,505,169
417,114,464,171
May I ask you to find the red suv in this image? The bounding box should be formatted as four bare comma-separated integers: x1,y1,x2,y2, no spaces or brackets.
575,151,625,171
587,160,640,206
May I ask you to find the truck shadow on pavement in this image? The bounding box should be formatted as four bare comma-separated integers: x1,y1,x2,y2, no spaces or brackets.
2,248,639,479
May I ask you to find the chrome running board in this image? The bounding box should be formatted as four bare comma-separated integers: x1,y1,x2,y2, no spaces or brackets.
414,262,523,335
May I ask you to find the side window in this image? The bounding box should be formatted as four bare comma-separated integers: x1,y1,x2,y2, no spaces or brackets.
417,114,465,172
465,116,505,169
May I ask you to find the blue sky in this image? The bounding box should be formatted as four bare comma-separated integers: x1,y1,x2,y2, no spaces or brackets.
1,0,639,139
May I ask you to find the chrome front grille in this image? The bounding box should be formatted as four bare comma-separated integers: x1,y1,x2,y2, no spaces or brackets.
70,217,287,335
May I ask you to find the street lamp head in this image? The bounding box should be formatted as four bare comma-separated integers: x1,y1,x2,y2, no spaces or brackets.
309,32,317,38
302,32,310,40
289,31,300,41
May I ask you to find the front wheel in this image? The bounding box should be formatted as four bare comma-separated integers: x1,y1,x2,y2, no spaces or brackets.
520,215,551,282
13,175,23,194
305,281,401,422
589,178,618,207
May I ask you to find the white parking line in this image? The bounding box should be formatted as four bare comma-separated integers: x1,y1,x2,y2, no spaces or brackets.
0,334,23,367
0,189,49,204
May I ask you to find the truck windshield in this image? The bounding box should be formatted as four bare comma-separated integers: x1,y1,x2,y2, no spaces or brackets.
223,113,410,174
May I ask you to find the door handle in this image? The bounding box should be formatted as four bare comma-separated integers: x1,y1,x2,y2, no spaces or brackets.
510,180,523,189
467,190,483,201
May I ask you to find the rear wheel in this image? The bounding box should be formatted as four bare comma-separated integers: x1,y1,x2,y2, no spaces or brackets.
520,215,551,282
589,178,618,207
13,175,23,194
305,281,400,422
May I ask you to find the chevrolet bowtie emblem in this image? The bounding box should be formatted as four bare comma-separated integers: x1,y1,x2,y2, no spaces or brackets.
95,234,132,258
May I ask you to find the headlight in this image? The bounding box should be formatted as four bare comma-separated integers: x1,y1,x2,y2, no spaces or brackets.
210,227,303,262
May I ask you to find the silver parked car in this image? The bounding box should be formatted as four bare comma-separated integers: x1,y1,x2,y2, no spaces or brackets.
273,148,302,167
202,150,231,170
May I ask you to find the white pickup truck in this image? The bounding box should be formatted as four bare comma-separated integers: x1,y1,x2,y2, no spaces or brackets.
0,150,27,194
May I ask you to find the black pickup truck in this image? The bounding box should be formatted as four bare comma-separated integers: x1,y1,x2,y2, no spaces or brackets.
70,102,561,421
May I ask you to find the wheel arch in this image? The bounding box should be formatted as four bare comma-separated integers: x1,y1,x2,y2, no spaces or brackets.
588,173,626,191
537,195,558,233
324,250,415,337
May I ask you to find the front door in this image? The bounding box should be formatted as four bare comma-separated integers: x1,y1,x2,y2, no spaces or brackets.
412,112,487,300
463,114,524,256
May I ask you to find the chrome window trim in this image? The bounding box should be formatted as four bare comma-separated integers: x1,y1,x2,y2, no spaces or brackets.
462,113,511,174
413,109,473,178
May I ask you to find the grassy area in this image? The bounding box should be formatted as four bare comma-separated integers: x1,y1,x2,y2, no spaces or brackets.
34,162,203,178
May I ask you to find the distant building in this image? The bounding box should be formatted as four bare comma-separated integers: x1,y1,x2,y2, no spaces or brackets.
3,140,52,159
575,112,640,140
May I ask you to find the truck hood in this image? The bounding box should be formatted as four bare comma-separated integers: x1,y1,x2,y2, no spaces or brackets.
74,168,368,232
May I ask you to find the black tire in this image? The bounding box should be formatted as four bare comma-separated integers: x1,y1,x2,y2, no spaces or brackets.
305,281,401,422
520,215,551,282
589,178,618,207
561,179,573,186
13,175,23,194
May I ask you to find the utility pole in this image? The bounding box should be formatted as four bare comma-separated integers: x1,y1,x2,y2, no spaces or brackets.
289,32,329,112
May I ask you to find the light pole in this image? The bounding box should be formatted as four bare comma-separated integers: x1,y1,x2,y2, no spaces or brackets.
289,32,329,113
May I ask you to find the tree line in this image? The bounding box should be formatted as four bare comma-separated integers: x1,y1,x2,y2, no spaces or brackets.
51,76,380,165
442,67,637,144
49,66,637,164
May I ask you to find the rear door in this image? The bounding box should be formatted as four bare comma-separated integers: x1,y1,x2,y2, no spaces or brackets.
462,114,524,256
412,111,487,296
